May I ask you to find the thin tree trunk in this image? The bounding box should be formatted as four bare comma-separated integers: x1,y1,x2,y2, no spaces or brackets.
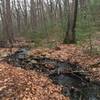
23,0,28,31
16,0,21,33
6,0,14,44
64,0,78,44
30,0,37,32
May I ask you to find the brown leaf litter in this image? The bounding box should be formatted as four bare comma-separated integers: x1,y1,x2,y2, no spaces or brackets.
0,44,100,100
31,44,100,81
0,62,69,100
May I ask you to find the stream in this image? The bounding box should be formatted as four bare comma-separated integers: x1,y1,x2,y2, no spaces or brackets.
5,48,100,100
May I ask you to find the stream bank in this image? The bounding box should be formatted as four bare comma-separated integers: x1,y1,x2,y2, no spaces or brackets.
5,48,100,100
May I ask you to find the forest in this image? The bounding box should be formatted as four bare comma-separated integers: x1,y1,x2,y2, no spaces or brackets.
0,0,100,100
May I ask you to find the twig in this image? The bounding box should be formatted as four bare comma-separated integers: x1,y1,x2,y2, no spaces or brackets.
89,62,100,68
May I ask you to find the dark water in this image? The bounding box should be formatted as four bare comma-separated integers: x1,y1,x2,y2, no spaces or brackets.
56,74,100,100
6,48,100,100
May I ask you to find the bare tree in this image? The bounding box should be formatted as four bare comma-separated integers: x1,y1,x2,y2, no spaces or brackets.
64,0,78,44
16,0,21,33
30,0,37,32
23,0,28,31
6,0,14,44
1,0,14,45
0,0,99,47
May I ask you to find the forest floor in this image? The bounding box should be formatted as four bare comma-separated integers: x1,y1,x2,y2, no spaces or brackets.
0,44,100,100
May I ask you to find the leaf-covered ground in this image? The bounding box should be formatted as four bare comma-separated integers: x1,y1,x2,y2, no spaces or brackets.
31,45,100,81
0,44,100,100
0,62,68,100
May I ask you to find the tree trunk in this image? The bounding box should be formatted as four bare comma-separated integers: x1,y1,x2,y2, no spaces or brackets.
64,0,78,44
16,0,21,33
30,0,37,32
23,0,28,31
1,0,14,45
